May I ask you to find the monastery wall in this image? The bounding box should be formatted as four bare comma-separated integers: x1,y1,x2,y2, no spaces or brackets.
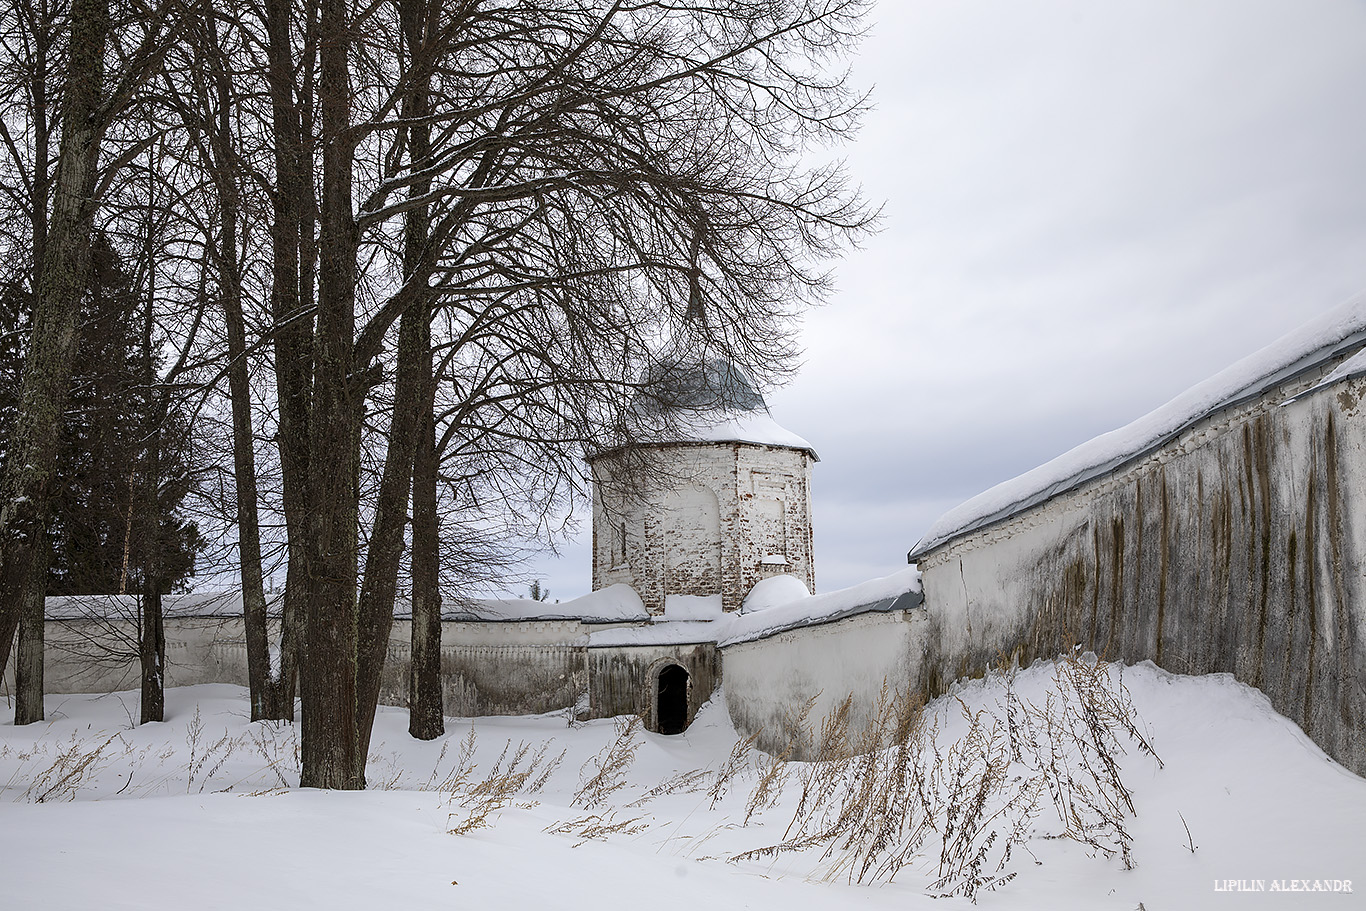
913,358,1366,776
5,616,599,719
721,608,928,760
1,617,247,696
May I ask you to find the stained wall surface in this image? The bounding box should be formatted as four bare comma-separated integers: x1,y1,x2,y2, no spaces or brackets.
913,360,1366,775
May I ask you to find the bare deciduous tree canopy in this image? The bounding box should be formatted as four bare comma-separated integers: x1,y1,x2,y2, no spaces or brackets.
0,0,876,788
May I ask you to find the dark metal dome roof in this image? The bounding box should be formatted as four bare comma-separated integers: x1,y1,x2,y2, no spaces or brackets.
641,357,766,413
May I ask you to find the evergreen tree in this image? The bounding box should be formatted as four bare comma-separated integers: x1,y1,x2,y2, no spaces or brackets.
0,231,200,597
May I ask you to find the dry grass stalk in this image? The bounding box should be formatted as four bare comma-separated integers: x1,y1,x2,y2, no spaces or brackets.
185,707,237,793
16,733,124,802
572,715,641,810
246,723,297,790
707,730,759,810
446,738,563,835
627,768,710,809
545,810,650,846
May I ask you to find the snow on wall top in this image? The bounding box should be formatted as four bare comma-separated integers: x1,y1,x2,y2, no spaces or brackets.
587,620,721,648
909,292,1366,560
718,566,923,646
42,569,922,646
585,567,923,647
43,591,260,620
44,584,651,624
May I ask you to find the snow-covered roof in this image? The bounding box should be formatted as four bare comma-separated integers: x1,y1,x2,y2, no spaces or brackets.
595,356,818,459
909,292,1366,560
673,407,819,458
435,584,650,623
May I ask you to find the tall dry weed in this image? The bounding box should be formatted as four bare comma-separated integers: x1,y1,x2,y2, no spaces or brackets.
572,715,641,810
730,654,1160,902
446,737,564,835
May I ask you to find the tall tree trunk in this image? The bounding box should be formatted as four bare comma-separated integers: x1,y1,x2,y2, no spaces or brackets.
138,415,166,724
138,432,165,725
13,545,47,723
138,180,165,725
11,4,56,726
300,0,362,790
353,284,427,766
204,11,273,722
223,248,271,720
138,585,165,723
408,378,443,740
264,0,312,721
0,0,109,689
400,0,442,742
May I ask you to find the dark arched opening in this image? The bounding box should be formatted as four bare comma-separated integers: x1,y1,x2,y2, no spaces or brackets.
657,664,690,735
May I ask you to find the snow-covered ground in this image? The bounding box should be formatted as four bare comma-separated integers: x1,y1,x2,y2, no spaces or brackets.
2,661,1362,910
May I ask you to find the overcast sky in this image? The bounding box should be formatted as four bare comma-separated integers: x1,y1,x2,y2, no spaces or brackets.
515,0,1366,602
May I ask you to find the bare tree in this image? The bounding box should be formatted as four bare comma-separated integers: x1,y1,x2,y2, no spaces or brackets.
285,0,873,787
3,0,872,775
259,0,316,722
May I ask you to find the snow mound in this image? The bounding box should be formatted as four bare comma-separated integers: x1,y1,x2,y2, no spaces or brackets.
740,575,812,614
911,291,1366,558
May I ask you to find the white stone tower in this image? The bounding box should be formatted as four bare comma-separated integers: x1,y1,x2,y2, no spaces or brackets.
589,359,818,615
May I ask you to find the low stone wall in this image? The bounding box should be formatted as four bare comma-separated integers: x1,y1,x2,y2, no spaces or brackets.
913,360,1366,776
7,616,597,720
721,609,929,759
3,617,247,696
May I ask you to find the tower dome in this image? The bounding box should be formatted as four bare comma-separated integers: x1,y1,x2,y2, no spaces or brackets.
632,356,817,457
641,357,767,413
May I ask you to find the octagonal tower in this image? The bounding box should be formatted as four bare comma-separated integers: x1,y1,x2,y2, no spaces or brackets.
589,360,818,614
